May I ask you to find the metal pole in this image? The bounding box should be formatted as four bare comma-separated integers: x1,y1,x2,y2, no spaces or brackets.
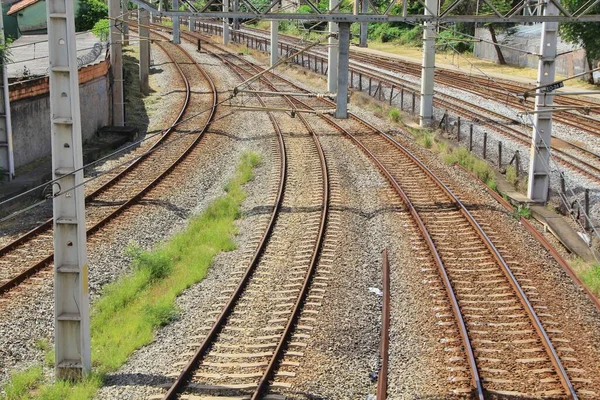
0,2,14,180
335,23,350,119
270,20,279,68
327,0,339,93
223,0,230,44
527,0,558,203
172,0,180,44
359,0,368,47
46,0,91,379
585,188,590,230
109,0,124,126
122,0,129,46
419,0,438,127
233,0,240,30
139,8,150,96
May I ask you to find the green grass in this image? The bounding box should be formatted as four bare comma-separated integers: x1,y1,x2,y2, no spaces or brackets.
1,152,261,400
444,146,497,190
505,165,518,188
2,367,43,400
514,204,532,219
388,108,401,123
579,264,600,297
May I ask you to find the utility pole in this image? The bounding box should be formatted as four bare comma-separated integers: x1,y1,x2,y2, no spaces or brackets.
327,0,339,93
528,0,558,202
109,0,125,126
223,0,230,44
233,0,240,30
172,0,180,44
270,20,279,67
335,23,350,118
419,0,438,127
139,8,150,95
46,0,91,379
359,0,368,47
122,0,129,46
0,1,14,181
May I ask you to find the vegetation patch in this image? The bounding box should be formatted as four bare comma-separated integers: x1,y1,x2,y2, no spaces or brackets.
444,146,497,191
1,152,261,400
579,264,600,298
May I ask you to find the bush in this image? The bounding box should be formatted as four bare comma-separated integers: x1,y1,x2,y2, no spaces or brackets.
75,0,108,32
436,29,474,53
92,18,109,41
389,108,401,123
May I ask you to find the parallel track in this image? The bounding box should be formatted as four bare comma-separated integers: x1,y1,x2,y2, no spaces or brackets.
0,33,216,296
160,28,330,400
196,22,600,185
180,30,587,398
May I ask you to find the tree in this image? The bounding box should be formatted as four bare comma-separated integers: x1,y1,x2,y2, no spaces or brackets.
560,0,600,83
76,0,109,32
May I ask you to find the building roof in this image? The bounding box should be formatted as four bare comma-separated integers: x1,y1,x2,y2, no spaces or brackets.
7,0,42,16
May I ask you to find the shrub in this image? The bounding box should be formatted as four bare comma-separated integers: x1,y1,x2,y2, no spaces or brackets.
389,108,401,123
75,0,108,32
515,204,532,219
92,18,110,41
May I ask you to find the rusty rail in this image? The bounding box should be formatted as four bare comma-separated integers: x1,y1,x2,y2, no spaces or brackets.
376,248,390,400
0,31,214,295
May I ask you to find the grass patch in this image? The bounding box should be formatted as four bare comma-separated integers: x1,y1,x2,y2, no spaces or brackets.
388,108,401,123
513,204,532,219
1,152,262,399
444,146,497,190
579,264,600,298
505,165,518,188
2,367,43,400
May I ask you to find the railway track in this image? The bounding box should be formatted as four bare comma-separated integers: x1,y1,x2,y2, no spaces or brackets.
154,28,330,399
0,32,216,296
195,22,600,185
175,29,598,397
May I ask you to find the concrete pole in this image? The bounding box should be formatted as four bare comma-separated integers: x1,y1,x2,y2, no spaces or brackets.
223,0,230,45
270,20,278,67
327,0,339,93
0,3,14,180
233,0,240,30
527,0,558,202
172,0,180,44
122,0,129,46
46,0,91,379
419,0,438,127
109,0,125,126
139,9,150,96
359,0,368,47
335,23,350,119
188,16,195,31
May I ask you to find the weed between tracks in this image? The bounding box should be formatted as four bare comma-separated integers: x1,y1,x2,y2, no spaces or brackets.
1,152,261,400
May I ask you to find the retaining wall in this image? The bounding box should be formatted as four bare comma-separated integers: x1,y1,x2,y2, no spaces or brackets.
9,60,111,169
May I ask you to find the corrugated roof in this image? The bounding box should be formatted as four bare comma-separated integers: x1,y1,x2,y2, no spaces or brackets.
7,0,42,15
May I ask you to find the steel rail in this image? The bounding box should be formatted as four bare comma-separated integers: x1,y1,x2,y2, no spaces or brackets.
0,31,215,295
168,27,579,398
350,116,579,399
376,248,390,400
163,29,330,400
455,163,600,312
198,23,600,179
161,46,289,400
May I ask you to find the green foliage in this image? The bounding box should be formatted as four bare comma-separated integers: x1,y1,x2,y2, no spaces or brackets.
0,152,261,399
580,264,600,297
444,146,497,190
436,29,473,53
2,366,43,399
388,108,401,123
560,0,600,78
368,24,422,45
91,19,110,42
75,0,108,32
505,165,518,187
514,204,532,219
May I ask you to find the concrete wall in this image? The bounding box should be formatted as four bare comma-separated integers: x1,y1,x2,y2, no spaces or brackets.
9,60,110,168
474,26,588,77
13,0,81,34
